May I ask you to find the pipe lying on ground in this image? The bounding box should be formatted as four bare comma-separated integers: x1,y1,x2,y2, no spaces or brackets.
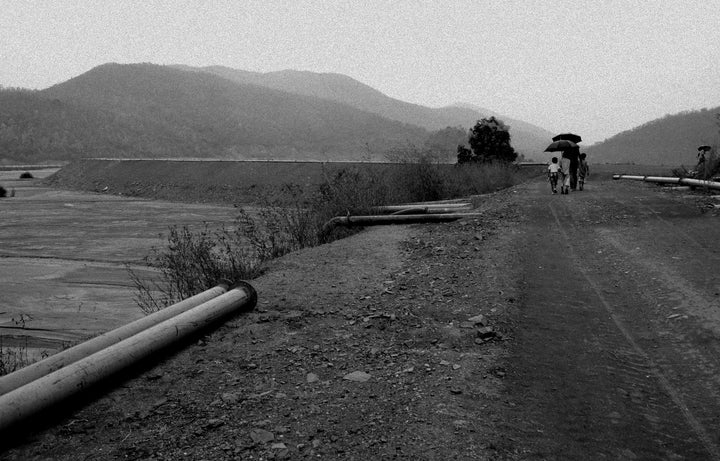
613,174,720,190
0,282,257,434
373,203,471,215
0,283,230,397
323,212,482,233
375,203,471,211
391,207,465,215
388,206,473,216
401,198,473,206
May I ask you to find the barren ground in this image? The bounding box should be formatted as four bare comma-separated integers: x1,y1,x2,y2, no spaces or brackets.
3,165,720,460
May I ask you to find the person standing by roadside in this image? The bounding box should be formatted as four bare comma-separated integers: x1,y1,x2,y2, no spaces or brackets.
696,146,710,178
578,153,590,191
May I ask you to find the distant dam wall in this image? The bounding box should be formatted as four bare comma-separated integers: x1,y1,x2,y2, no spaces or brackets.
45,159,457,205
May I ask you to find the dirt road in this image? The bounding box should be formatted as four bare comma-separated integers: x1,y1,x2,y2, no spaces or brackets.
498,173,720,460
3,168,720,460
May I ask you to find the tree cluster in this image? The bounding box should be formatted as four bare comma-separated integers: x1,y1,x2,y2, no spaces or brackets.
457,116,517,164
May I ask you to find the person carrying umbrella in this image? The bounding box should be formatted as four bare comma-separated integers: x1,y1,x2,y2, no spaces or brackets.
552,134,583,190
565,145,580,190
545,136,581,194
695,145,712,178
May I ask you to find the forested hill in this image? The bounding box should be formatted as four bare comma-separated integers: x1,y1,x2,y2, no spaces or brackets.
0,88,124,163
1,63,428,163
174,65,554,157
586,107,720,165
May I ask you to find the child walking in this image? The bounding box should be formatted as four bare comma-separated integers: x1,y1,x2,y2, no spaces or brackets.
548,157,560,194
578,153,590,191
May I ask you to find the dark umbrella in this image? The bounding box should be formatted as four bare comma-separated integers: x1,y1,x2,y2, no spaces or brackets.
552,133,582,143
698,145,712,151
545,140,578,152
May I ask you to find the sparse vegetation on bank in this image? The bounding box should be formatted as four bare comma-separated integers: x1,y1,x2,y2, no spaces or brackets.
131,156,529,312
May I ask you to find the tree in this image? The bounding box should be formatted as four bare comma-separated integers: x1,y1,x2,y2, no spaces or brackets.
456,145,473,163
458,116,517,164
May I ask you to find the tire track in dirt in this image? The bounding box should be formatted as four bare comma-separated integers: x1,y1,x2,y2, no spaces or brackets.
551,203,720,460
496,179,717,460
606,192,720,262
569,192,720,460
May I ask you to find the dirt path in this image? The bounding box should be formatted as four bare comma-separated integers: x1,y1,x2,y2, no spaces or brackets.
3,169,720,460
497,176,720,460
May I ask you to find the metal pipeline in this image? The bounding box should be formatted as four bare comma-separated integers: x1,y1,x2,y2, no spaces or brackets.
613,174,720,190
390,207,470,215
612,175,646,181
323,212,482,233
374,203,472,215
0,283,230,396
0,282,257,433
388,206,473,215
401,199,473,205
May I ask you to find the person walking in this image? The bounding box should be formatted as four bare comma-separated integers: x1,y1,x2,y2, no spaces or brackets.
578,153,590,191
559,151,571,194
566,145,580,190
548,157,560,193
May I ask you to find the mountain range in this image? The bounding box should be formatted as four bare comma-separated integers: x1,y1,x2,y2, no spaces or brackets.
1,63,718,165
173,65,554,156
0,63,553,163
585,108,720,166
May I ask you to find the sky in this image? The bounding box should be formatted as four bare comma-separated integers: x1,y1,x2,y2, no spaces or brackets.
2,0,720,145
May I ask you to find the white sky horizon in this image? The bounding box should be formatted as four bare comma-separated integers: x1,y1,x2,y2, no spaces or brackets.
2,0,720,145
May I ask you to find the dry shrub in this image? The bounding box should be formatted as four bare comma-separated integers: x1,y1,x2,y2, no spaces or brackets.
0,338,30,377
129,224,263,314
385,147,448,203
316,166,389,219
445,162,519,197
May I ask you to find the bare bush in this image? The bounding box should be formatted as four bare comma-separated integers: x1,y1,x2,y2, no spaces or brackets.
0,338,31,377
446,162,518,197
129,224,263,314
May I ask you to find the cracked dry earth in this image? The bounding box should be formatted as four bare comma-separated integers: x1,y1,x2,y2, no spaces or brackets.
4,170,720,460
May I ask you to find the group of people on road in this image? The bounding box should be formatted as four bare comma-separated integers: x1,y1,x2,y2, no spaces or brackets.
547,147,590,194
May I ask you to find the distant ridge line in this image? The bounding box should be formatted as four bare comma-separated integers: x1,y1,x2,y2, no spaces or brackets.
79,158,456,164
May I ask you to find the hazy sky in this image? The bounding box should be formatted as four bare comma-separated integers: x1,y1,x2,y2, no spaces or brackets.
2,0,719,144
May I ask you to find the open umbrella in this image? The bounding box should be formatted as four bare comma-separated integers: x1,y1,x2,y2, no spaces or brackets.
698,145,712,151
552,133,582,143
545,140,578,152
